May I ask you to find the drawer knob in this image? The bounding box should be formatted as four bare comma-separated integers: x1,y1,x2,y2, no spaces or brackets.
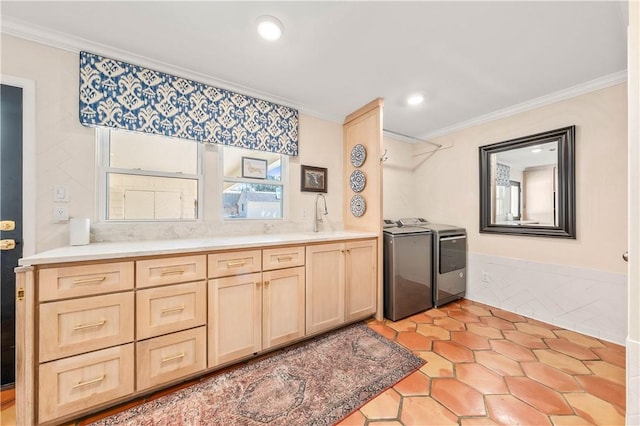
72,276,106,285
73,320,106,331
226,260,247,268
277,256,293,262
161,305,185,315
72,374,105,389
160,268,186,276
161,352,185,363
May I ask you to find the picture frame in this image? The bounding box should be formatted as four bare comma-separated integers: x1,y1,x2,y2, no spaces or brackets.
242,157,268,179
301,165,327,193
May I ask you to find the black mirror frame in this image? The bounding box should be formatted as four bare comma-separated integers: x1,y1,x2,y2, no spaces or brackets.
479,125,576,239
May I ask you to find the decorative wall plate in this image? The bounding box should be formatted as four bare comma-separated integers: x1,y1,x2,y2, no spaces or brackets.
350,144,367,168
350,170,366,193
350,195,366,217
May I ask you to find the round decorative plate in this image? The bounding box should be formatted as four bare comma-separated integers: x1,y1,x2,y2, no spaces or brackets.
350,144,367,167
350,195,366,217
350,170,366,193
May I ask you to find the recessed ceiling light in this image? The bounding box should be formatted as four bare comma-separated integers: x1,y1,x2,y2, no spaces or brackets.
406,93,425,106
257,15,283,41
531,147,543,153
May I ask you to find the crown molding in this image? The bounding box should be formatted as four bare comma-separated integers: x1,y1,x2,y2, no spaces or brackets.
1,17,343,124
420,70,628,141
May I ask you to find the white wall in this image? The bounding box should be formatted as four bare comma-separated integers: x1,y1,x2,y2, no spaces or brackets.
382,135,418,220
0,34,344,251
415,84,628,274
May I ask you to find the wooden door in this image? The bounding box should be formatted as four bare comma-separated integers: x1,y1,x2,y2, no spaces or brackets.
345,239,377,322
208,273,261,367
305,243,345,334
262,266,305,349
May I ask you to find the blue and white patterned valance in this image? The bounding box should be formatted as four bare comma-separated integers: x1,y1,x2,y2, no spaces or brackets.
496,163,511,186
79,51,299,156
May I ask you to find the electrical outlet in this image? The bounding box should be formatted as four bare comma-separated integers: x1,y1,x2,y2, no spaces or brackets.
481,271,489,283
53,205,69,222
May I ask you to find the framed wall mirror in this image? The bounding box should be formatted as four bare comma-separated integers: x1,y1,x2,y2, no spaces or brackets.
479,125,576,238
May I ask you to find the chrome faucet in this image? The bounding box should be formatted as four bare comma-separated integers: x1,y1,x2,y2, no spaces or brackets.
314,193,328,232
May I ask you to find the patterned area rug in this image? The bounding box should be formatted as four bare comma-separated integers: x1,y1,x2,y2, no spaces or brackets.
90,323,424,426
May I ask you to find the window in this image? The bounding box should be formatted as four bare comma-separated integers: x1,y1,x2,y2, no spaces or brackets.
221,146,286,219
98,128,202,221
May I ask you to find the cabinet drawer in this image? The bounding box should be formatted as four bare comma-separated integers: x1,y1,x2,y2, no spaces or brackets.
208,250,261,278
262,246,305,271
38,344,134,423
39,292,134,362
39,261,134,301
136,327,206,391
136,281,207,340
136,255,206,288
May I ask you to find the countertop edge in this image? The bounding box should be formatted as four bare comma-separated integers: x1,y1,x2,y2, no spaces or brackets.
19,232,380,266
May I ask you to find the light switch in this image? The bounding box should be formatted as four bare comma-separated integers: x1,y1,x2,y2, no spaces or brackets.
53,205,69,222
53,185,69,202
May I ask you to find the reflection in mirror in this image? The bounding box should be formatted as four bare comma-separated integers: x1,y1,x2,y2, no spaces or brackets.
479,126,576,238
492,141,557,226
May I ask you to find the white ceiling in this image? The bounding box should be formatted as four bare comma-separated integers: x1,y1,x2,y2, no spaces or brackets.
0,1,628,141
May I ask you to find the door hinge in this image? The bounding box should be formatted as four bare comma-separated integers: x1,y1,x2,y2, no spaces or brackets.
0,220,16,231
17,287,25,301
0,239,16,250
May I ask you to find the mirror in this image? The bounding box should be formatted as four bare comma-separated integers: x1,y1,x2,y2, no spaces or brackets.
479,126,576,238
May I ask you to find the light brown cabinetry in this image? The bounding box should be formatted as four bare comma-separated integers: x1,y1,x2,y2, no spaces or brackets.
136,327,206,391
36,261,136,423
305,243,345,334
262,266,305,348
345,239,377,321
306,239,377,334
208,272,262,366
208,248,305,368
18,237,377,425
136,280,207,340
38,344,135,423
134,255,207,394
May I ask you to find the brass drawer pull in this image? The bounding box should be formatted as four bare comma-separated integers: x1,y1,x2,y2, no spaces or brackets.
72,276,107,285
72,374,105,389
161,305,185,315
226,260,246,268
73,320,106,331
277,255,293,262
160,268,186,276
161,353,185,363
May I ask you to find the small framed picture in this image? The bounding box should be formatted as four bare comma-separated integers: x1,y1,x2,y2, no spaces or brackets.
301,165,327,193
242,157,268,179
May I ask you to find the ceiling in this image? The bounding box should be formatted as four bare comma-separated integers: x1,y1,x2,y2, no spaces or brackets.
0,1,628,141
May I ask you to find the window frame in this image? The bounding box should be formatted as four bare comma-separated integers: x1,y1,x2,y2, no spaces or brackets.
219,146,288,221
96,128,204,223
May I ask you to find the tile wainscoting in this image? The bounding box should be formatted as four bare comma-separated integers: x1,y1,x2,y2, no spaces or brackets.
629,337,640,425
467,253,627,345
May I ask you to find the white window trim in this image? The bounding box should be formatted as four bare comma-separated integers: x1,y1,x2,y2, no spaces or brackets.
96,128,204,223
219,147,288,221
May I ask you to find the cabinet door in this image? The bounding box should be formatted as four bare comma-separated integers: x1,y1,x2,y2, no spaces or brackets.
305,243,345,335
345,239,377,321
208,273,261,367
262,266,305,349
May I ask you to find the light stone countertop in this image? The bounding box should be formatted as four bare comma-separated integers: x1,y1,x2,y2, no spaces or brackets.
19,231,380,266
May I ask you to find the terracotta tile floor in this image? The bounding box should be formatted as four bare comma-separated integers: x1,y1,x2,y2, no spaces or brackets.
339,299,626,426
0,299,627,426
